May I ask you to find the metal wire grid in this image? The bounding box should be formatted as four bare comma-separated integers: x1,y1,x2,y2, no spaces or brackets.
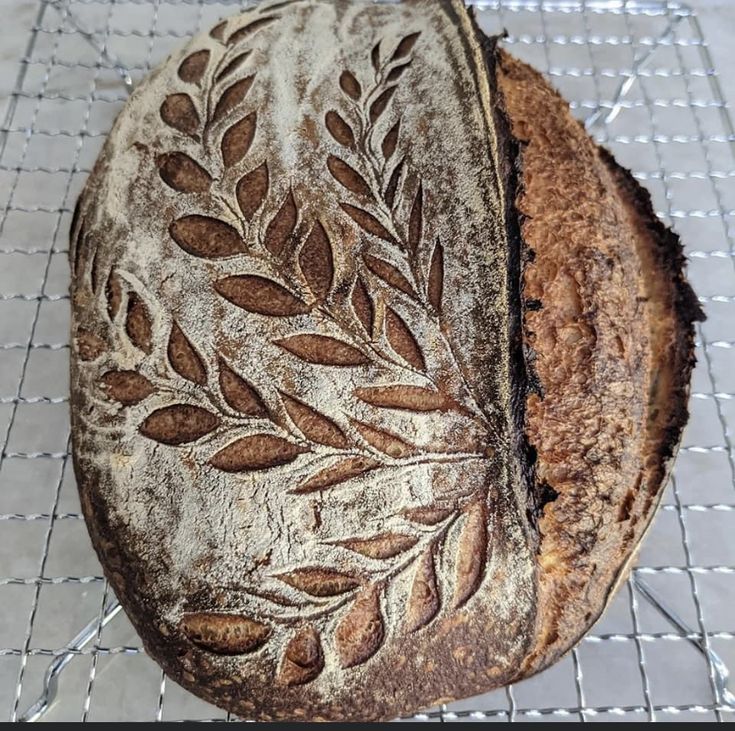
0,0,734,722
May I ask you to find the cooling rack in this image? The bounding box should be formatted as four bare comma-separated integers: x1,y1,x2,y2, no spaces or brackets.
0,0,734,722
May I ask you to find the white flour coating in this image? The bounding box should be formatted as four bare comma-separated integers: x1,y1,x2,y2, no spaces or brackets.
71,0,536,708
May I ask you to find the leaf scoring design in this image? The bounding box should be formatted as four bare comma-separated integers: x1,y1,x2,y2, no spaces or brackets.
406,548,440,632
221,112,257,167
178,50,210,84
181,612,270,655
158,152,212,193
210,434,308,472
277,568,360,597
292,456,380,494
428,241,444,313
364,254,416,298
299,222,333,302
168,322,207,386
339,203,395,244
382,121,400,160
125,293,153,354
160,93,200,138
402,506,455,525
325,111,355,148
453,500,489,608
280,392,348,449
351,276,374,337
336,587,384,669
101,371,155,406
210,21,227,41
371,42,381,72
385,307,425,371
354,385,451,412
215,51,251,83
392,32,421,61
236,162,269,221
384,159,404,208
339,70,361,100
264,189,298,256
369,86,396,123
276,334,368,367
327,155,373,198
351,419,417,459
277,625,324,687
140,405,219,445
170,215,246,259
408,183,423,254
387,61,411,83
218,357,269,417
337,533,418,560
77,329,106,362
105,272,122,321
215,275,308,317
227,16,277,46
212,76,254,124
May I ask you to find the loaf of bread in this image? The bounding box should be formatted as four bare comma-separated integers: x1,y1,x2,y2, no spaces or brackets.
69,0,702,721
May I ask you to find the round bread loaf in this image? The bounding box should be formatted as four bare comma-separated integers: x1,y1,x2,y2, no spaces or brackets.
69,0,702,721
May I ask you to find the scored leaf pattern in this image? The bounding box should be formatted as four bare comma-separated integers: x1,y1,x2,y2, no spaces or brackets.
98,19,493,682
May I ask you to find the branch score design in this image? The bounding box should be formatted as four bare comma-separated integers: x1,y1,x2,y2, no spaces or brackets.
84,12,499,685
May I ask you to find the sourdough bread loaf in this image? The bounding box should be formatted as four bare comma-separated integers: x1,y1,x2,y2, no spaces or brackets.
69,0,702,721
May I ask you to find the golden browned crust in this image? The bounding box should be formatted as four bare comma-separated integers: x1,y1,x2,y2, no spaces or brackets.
68,0,700,721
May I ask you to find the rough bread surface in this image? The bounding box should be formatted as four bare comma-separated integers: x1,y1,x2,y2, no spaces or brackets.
69,0,701,721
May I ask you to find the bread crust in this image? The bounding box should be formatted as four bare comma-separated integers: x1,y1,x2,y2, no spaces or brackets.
69,0,701,720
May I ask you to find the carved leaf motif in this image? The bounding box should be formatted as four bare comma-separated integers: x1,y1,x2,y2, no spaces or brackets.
105,272,122,321
292,456,380,494
384,159,404,208
212,76,254,124
125,293,153,354
210,21,227,41
221,112,257,167
77,329,106,362
278,625,324,687
160,93,200,138
168,322,207,386
216,51,251,83
170,215,246,259
385,308,425,371
264,189,298,256
453,500,489,608
339,70,361,100
428,241,444,313
402,506,455,525
408,183,423,254
325,110,355,148
327,156,373,199
280,392,348,449
210,434,308,472
215,275,309,317
101,371,155,406
392,32,421,61
337,533,418,560
339,203,395,244
218,357,268,417
371,41,381,72
277,568,360,597
354,385,451,412
140,405,219,445
364,254,416,298
227,16,277,45
336,586,384,669
406,548,440,632
387,61,411,83
178,50,210,84
276,334,368,367
299,222,333,302
236,162,269,221
351,276,374,337
351,419,417,459
181,612,270,655
382,121,400,160
369,86,396,123
157,152,212,193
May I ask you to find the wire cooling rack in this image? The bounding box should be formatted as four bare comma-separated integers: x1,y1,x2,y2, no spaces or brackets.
0,0,734,723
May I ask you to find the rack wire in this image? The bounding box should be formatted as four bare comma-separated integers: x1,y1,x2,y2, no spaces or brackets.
0,0,734,723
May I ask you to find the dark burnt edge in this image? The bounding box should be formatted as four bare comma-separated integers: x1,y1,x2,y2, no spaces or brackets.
469,20,556,535
597,145,704,469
